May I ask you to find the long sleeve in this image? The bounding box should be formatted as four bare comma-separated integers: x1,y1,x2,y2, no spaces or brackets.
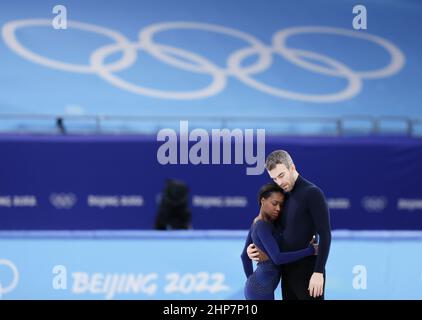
255,221,314,265
307,187,331,273
241,228,254,277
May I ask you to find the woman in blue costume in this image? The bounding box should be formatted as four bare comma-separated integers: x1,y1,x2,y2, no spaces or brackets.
241,182,317,300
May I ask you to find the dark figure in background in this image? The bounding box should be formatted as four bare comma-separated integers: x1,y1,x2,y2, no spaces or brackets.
155,179,192,230
56,117,66,134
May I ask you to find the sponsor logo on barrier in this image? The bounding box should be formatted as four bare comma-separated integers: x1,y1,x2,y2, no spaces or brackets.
50,193,77,209
52,265,229,299
0,195,37,207
361,196,387,212
157,121,265,175
2,20,404,102
87,195,144,209
327,198,351,210
0,259,19,299
397,198,422,211
192,195,248,209
72,272,158,299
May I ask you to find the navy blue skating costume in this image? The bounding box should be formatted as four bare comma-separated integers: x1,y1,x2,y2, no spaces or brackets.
241,220,314,300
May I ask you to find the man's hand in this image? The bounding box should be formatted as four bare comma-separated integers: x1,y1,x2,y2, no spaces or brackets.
308,272,324,298
247,244,269,262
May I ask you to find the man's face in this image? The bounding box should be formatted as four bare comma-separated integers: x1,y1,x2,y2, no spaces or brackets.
268,163,295,192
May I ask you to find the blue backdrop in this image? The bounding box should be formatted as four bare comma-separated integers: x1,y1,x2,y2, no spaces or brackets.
1,134,421,230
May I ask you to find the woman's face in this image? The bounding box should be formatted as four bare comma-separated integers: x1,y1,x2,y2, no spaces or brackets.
261,192,284,221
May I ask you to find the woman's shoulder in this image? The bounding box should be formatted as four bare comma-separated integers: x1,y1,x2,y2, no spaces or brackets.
253,218,273,229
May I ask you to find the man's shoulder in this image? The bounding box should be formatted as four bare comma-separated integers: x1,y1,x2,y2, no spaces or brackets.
296,176,319,193
298,177,326,200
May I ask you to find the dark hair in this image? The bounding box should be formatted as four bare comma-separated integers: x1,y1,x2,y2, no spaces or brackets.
265,150,294,171
258,182,284,206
